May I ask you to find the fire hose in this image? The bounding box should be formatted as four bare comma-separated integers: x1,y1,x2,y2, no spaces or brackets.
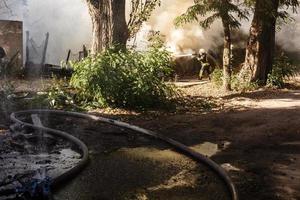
6,109,238,200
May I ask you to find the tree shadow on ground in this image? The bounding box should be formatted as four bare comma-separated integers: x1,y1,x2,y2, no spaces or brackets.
222,89,300,101
126,106,300,200
48,104,300,200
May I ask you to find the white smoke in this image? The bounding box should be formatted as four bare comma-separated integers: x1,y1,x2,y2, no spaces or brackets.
277,9,300,53
148,0,225,54
0,0,231,63
0,0,299,64
0,0,92,65
24,0,92,64
149,1,300,56
0,0,25,20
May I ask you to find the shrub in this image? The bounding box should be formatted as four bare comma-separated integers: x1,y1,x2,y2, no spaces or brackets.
267,54,299,88
211,69,259,91
70,46,177,109
231,73,260,92
211,69,223,87
46,78,76,109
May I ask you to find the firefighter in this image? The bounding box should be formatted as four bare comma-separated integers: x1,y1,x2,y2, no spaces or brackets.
197,49,212,80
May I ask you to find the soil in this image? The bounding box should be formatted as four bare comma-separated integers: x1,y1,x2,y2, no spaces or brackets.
0,76,300,200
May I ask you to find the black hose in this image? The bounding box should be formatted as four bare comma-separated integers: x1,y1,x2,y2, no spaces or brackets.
10,110,89,187
10,109,238,200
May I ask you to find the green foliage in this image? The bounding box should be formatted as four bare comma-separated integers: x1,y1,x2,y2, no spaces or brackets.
277,0,299,30
234,0,299,31
45,78,76,109
279,0,299,12
175,0,248,91
276,12,295,31
211,69,259,91
243,0,299,11
174,0,248,29
211,69,223,87
128,0,161,39
233,77,260,92
70,45,178,109
267,54,300,88
0,80,15,95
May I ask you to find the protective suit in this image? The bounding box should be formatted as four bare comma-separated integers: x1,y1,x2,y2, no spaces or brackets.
196,49,213,80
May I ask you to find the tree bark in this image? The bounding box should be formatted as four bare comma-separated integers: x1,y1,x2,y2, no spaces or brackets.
86,0,129,54
222,20,232,91
241,0,280,84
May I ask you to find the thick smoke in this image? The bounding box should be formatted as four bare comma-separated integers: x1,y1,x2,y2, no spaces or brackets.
0,0,299,64
277,9,300,53
150,2,300,55
0,0,92,64
148,0,225,54
24,0,92,64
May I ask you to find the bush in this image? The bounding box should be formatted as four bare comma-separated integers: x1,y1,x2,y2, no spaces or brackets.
46,78,77,109
211,54,300,91
211,69,223,87
211,69,259,91
267,54,299,88
70,46,177,109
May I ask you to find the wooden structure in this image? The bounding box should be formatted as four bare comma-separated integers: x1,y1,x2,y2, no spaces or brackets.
0,20,23,73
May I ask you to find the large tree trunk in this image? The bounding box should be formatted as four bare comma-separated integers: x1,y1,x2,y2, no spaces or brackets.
222,21,232,91
87,0,129,54
240,0,279,84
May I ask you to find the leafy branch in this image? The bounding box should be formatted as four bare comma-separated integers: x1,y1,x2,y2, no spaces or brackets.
127,0,161,38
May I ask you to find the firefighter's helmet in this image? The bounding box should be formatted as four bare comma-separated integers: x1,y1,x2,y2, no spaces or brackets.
198,48,206,55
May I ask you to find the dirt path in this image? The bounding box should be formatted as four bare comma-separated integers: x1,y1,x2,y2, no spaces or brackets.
128,77,300,200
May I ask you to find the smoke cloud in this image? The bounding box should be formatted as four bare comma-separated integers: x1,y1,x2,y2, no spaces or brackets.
0,0,92,64
148,0,225,54
0,0,25,19
24,0,92,64
0,0,299,64
277,9,300,53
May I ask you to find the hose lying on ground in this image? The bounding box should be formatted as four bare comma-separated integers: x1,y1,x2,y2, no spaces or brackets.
10,109,239,200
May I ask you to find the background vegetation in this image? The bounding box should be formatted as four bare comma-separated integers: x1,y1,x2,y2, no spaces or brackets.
70,42,177,109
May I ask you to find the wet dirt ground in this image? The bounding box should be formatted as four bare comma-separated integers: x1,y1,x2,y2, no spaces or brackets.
49,116,230,200
0,126,81,200
0,112,231,200
0,77,300,199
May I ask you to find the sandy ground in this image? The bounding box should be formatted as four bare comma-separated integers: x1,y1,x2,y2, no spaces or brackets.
130,76,300,200
0,76,300,199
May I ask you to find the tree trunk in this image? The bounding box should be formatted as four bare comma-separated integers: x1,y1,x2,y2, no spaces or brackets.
86,0,129,54
222,21,232,91
240,0,279,84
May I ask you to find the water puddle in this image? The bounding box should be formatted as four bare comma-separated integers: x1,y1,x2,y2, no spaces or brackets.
190,142,219,157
